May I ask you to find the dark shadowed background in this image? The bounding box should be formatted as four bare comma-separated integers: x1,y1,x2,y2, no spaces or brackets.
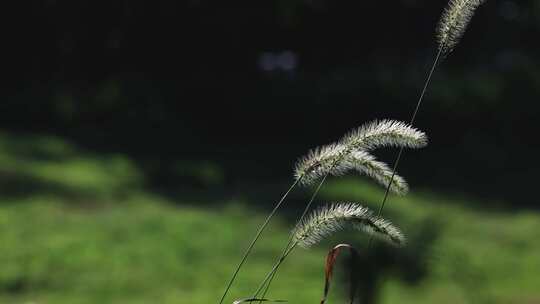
1,1,539,303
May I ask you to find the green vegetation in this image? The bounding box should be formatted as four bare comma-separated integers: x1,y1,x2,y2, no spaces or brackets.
0,134,327,303
1,133,539,303
0,195,330,304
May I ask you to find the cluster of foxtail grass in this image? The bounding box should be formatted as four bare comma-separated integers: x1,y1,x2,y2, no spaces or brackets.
220,1,487,303
249,121,424,301
218,120,426,304
294,120,427,189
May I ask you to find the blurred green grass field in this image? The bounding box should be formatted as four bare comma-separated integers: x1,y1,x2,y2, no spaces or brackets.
1,133,539,303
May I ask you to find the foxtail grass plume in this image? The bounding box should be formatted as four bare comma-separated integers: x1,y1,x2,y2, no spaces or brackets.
437,0,486,55
341,120,428,151
292,202,406,248
294,120,427,190
345,151,409,195
294,143,347,186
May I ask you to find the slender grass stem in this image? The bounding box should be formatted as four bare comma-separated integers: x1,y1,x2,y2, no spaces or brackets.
254,166,333,302
252,243,298,300
368,48,442,248
218,176,303,304
258,262,278,303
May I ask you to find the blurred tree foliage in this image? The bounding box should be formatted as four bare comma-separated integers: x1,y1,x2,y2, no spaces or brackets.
1,0,539,206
